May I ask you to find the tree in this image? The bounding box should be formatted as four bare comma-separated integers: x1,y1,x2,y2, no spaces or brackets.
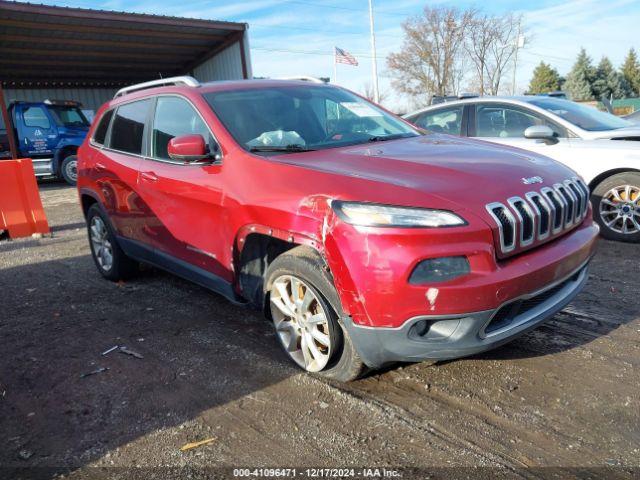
528,61,561,94
483,13,522,95
593,56,625,99
386,6,474,103
563,48,595,100
361,82,389,104
621,48,640,97
464,12,522,95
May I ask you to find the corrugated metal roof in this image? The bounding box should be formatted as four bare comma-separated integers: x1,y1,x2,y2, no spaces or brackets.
0,0,249,87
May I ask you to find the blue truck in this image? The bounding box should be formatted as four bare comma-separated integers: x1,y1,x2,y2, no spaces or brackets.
0,99,90,185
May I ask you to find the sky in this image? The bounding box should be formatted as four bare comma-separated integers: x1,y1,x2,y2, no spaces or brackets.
34,0,640,112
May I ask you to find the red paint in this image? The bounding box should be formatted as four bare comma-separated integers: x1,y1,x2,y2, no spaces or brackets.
167,134,207,159
78,80,598,329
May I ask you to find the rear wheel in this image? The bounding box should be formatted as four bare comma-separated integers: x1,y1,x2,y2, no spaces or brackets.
60,155,78,185
86,204,138,280
265,247,366,382
592,172,640,242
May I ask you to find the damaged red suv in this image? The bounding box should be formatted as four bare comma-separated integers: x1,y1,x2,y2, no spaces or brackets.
78,77,598,381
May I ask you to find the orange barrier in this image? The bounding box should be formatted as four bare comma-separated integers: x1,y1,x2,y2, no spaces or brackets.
0,158,50,239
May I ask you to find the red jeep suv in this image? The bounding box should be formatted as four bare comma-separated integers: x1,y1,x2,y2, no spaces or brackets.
78,77,598,381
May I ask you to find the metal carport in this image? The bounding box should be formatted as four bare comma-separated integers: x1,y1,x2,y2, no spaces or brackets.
0,0,251,158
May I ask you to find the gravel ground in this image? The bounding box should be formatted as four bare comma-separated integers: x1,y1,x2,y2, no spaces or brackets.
1,183,639,480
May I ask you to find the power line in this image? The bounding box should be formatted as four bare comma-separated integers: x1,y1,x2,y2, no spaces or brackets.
249,21,403,39
251,46,387,59
283,0,414,17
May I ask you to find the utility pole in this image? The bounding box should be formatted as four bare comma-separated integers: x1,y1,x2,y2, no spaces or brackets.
511,20,524,95
368,0,380,103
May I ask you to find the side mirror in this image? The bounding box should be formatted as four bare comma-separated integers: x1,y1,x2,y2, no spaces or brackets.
524,125,557,145
167,134,211,162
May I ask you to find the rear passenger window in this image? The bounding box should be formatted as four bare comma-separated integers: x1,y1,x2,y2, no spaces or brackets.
414,106,463,135
110,99,151,155
92,109,114,146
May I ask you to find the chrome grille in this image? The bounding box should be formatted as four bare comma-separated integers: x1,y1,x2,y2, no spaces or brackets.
487,178,590,256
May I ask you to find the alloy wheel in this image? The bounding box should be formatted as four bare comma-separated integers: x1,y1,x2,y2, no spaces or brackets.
90,216,113,271
599,184,640,235
269,275,332,372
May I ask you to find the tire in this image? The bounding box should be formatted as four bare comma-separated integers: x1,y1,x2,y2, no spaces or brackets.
592,172,640,243
60,155,78,186
265,246,366,382
86,204,138,281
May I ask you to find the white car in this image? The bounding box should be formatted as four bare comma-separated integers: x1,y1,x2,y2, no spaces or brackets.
404,97,640,242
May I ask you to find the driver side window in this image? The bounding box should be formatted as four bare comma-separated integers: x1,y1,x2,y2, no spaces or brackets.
475,105,564,138
151,96,216,161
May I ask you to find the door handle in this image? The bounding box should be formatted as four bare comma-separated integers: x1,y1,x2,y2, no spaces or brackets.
95,162,106,171
140,171,158,182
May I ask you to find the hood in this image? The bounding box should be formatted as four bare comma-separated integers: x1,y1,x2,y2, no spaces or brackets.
588,126,640,140
271,134,579,212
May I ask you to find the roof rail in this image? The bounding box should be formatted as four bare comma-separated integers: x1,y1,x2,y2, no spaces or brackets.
114,76,200,98
275,76,326,84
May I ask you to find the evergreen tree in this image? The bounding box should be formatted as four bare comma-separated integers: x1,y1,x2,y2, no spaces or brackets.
528,62,561,94
593,56,625,99
563,48,595,100
621,48,640,97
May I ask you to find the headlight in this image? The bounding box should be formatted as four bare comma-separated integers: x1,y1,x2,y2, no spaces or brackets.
331,201,466,228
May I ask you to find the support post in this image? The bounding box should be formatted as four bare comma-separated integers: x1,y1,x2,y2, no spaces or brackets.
0,83,18,160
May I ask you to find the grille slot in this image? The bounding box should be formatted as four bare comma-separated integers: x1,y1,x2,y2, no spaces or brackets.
526,192,551,239
567,181,584,218
508,197,534,246
486,202,516,253
555,184,575,225
542,187,564,232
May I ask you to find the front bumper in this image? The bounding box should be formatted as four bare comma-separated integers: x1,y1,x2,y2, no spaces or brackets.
342,260,590,368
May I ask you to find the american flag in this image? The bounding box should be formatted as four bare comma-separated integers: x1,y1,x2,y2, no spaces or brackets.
334,47,358,66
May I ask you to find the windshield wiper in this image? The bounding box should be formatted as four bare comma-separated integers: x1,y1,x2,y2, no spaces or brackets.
367,133,415,142
249,144,316,153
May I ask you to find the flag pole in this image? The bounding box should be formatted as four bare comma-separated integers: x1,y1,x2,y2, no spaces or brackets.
368,0,380,103
333,47,338,85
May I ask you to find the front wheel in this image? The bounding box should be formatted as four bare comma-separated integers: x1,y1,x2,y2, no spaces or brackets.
592,172,640,242
60,155,78,186
265,247,366,382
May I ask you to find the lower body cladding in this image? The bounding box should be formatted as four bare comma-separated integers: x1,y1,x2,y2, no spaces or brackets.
342,261,590,368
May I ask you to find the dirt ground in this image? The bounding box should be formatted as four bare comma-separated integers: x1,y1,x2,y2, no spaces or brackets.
1,183,639,479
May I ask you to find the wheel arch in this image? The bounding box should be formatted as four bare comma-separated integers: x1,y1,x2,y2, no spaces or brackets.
588,168,640,192
79,188,102,219
54,144,79,173
234,225,325,310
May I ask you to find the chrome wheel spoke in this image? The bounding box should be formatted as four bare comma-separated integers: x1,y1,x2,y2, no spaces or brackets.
301,288,314,312
271,295,295,318
310,327,330,347
300,334,313,368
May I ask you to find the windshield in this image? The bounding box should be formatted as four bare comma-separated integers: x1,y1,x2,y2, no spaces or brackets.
203,85,418,152
49,106,90,128
528,98,632,132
